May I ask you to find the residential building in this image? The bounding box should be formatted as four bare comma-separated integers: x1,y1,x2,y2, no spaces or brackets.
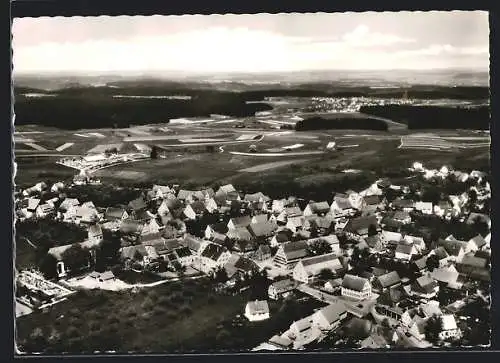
410,275,439,299
415,201,433,215
227,215,252,230
244,300,270,322
341,274,372,300
373,271,401,293
439,315,461,340
273,241,309,269
395,242,418,261
303,201,330,217
312,302,348,331
268,278,298,300
293,253,345,284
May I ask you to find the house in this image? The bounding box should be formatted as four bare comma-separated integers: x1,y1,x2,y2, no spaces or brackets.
227,227,253,243
267,335,293,350
35,203,55,218
120,219,145,236
330,197,356,218
437,239,467,263
268,278,298,300
98,270,115,282
391,198,416,212
304,215,335,233
469,234,487,251
270,230,292,247
341,274,372,301
466,213,491,229
303,201,331,217
286,215,306,233
248,221,278,240
324,278,343,293
312,302,348,331
362,195,384,215
251,214,269,224
105,207,129,221
75,205,100,225
59,198,80,212
289,317,318,344
456,255,489,280
157,198,183,216
373,271,401,293
344,215,379,241
292,253,344,284
199,243,232,274
151,184,174,200
128,197,148,212
393,211,411,224
395,242,418,261
277,207,303,224
430,266,462,289
434,201,454,218
218,184,237,195
412,256,429,275
244,300,270,322
120,245,157,270
410,275,439,299
183,201,208,220
177,189,197,203
408,316,427,341
273,241,309,269
255,245,272,261
181,235,206,255
380,230,403,244
227,215,252,230
48,240,101,278
271,199,286,214
403,235,426,253
88,224,103,243
365,234,385,253
439,315,461,340
415,201,433,215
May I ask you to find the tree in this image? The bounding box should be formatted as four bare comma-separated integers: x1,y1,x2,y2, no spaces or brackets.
425,314,443,344
307,239,332,256
318,268,335,280
150,146,158,159
212,266,229,283
38,253,58,280
60,244,91,274
425,254,440,272
368,224,378,237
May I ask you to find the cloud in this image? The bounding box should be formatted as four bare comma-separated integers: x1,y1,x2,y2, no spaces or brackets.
395,44,489,57
341,25,415,47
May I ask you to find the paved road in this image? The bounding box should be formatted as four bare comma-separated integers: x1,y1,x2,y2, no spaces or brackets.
230,150,325,157
296,284,338,304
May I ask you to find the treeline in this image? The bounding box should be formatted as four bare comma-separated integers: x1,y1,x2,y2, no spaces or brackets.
295,116,388,131
14,91,272,129
360,105,490,130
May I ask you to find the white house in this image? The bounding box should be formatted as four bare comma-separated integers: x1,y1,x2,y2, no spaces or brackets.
199,243,232,274
312,302,348,331
268,279,298,300
341,274,372,301
35,203,54,218
244,300,270,322
303,201,330,217
293,253,344,284
415,201,433,215
395,243,418,261
439,315,461,341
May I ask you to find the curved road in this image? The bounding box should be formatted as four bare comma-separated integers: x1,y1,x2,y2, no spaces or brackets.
230,150,325,157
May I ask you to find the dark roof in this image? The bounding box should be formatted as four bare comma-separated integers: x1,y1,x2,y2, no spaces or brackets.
229,215,252,228
201,243,227,261
233,239,257,252
273,231,291,244
377,271,401,288
393,211,411,221
363,195,382,205
433,246,449,260
301,253,339,267
248,221,277,237
438,239,466,256
413,256,428,270
189,201,207,214
391,198,415,209
395,243,414,255
460,256,488,268
307,201,330,214
282,241,309,260
105,207,126,220
174,246,192,258
209,222,229,234
235,257,259,272
88,224,103,238
257,244,272,255
182,235,204,252
128,197,147,211
415,275,438,292
470,234,487,249
342,274,369,292
227,226,253,241
345,215,378,235
120,219,144,234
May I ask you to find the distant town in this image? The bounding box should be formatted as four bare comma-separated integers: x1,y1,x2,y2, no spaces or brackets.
15,157,491,351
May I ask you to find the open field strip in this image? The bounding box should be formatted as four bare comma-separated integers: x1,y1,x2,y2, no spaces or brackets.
239,158,311,172
230,150,324,157
127,128,152,136
123,133,229,142
88,132,106,138
14,138,35,143
74,133,90,138
282,144,304,150
24,143,48,151
213,119,237,124
14,131,44,135
157,136,264,148
179,138,227,143
55,142,74,152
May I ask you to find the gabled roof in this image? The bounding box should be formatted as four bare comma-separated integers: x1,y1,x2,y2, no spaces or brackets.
120,219,144,234
208,222,229,234
269,278,297,293
342,274,369,292
235,256,259,272
377,271,401,288
181,235,204,252
248,221,278,238
201,243,227,261
244,192,270,203
88,224,103,238
48,240,101,261
460,255,488,268
281,241,309,261
246,300,269,315
363,195,382,206
391,198,415,208
437,239,467,257
233,239,257,252
26,198,41,211
174,246,192,258
307,201,330,214
286,215,306,228
281,206,303,217
177,189,196,200
345,215,378,235
59,198,80,211
187,201,207,214
252,214,269,224
365,235,384,250
395,243,414,255
441,314,458,331
470,234,487,249
120,245,147,260
433,246,449,260
332,198,353,210
105,207,127,220
227,226,253,241
128,197,147,211
316,302,347,324
413,256,428,270
229,215,252,228
218,184,237,194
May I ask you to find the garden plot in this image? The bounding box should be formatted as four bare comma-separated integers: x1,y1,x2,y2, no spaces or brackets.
55,143,74,152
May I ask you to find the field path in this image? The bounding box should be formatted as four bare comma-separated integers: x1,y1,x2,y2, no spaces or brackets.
230,150,324,157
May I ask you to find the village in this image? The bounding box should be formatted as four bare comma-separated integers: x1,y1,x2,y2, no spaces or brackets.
14,160,491,351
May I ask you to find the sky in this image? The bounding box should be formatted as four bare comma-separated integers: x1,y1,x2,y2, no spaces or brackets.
12,11,489,74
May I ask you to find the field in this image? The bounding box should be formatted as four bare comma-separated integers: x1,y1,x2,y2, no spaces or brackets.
14,120,490,195
16,277,325,353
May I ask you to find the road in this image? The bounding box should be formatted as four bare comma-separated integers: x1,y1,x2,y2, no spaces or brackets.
296,284,339,304
230,150,325,157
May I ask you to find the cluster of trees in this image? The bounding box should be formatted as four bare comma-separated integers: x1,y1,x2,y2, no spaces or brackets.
360,105,490,130
14,88,272,129
295,116,388,131
65,185,142,208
